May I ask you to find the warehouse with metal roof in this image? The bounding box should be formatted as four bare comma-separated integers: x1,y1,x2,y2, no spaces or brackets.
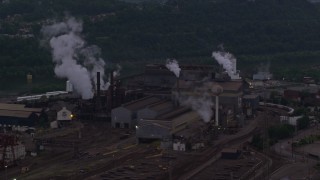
0,103,42,128
111,96,163,128
136,107,201,142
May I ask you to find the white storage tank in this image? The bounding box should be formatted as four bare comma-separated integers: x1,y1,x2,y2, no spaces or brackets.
66,80,73,92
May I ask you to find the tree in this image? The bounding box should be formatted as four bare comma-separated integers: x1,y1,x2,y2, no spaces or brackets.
297,116,310,130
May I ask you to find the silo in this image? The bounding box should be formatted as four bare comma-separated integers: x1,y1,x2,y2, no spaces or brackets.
66,80,73,92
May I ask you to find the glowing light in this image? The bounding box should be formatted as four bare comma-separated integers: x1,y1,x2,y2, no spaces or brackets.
70,114,74,118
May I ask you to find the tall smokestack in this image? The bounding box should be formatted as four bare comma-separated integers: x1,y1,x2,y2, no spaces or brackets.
176,77,180,107
177,77,180,94
110,70,114,109
96,72,101,111
215,95,219,126
97,72,101,98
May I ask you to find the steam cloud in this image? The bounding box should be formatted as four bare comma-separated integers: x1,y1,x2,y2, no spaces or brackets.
180,94,214,123
166,59,181,78
212,51,236,78
42,17,109,99
178,82,223,123
113,64,122,78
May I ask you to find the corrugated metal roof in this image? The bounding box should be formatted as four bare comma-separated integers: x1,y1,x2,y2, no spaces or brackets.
0,110,33,118
157,107,190,120
171,111,200,122
123,96,162,111
0,103,42,113
147,101,174,112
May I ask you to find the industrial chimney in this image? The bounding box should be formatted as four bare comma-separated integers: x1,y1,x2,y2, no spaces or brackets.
97,72,101,98
215,95,219,126
110,70,114,109
106,70,115,113
212,84,223,126
96,72,101,111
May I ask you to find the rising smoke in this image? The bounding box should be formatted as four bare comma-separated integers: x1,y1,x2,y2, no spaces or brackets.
178,82,223,123
113,64,122,78
165,59,181,78
180,93,214,123
42,17,109,99
212,51,236,78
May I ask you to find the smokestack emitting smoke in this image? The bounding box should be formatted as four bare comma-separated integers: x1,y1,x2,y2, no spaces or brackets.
180,94,214,123
178,83,223,123
212,51,236,78
42,17,108,99
166,59,181,78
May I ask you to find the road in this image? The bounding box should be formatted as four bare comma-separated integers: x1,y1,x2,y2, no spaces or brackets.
271,125,320,179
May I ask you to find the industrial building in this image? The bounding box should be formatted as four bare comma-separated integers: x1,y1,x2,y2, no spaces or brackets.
243,94,260,117
111,61,246,144
50,106,74,128
111,96,163,128
0,103,42,128
172,80,244,128
137,101,173,121
253,71,273,80
144,64,217,89
136,107,201,142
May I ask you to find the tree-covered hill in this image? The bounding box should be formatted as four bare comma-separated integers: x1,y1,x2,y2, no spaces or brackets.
1,0,320,83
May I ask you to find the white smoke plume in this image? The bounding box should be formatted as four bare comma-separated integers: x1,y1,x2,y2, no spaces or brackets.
42,17,108,99
113,64,122,78
180,93,214,123
166,59,181,78
178,82,223,123
212,51,236,78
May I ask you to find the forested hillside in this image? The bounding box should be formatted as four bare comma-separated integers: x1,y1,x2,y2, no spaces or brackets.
1,0,320,85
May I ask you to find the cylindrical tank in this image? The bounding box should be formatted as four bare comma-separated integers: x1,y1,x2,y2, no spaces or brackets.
66,80,73,92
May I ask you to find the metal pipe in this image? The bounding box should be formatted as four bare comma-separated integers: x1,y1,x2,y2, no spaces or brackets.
215,96,219,126
110,70,114,109
97,72,101,98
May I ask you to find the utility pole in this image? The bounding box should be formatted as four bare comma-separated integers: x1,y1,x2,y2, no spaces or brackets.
262,86,269,180
263,112,269,180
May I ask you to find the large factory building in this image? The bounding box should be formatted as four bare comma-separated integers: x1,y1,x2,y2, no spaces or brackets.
137,101,173,121
144,64,216,89
0,103,43,129
171,79,244,128
136,107,201,142
111,96,163,128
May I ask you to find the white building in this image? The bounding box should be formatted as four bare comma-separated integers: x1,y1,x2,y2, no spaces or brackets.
230,57,241,80
280,115,303,126
57,107,73,121
173,141,186,151
66,80,73,92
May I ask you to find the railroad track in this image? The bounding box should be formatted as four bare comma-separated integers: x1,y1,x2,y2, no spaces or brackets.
172,127,260,180
69,146,154,180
